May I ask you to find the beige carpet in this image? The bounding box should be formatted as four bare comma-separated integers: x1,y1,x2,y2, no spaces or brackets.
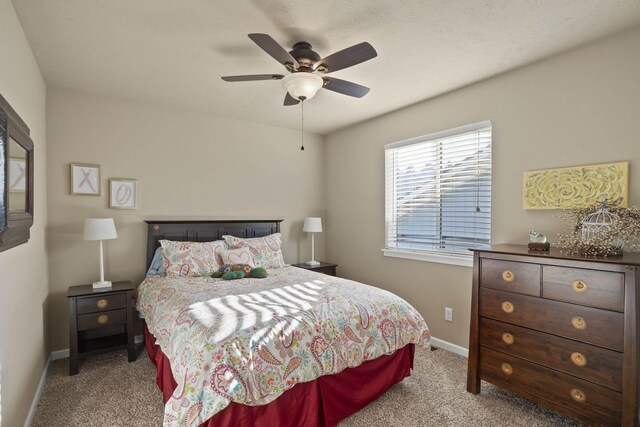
31,346,582,426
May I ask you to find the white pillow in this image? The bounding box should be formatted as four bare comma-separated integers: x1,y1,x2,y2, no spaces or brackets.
219,246,256,268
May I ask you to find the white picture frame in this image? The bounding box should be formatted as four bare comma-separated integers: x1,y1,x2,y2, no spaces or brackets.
110,178,137,209
71,163,101,196
9,157,26,192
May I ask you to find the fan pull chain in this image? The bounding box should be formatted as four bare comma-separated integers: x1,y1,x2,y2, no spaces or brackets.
300,97,305,151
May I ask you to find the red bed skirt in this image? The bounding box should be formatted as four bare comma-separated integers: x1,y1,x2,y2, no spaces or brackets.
144,325,415,427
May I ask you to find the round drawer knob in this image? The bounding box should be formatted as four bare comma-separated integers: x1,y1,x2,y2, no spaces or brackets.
501,362,513,375
571,352,587,367
96,299,108,309
572,280,588,293
501,301,514,313
570,388,587,403
502,271,515,282
571,316,587,330
97,314,109,325
502,332,515,345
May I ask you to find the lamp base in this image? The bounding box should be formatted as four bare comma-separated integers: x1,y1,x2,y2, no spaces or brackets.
306,260,320,266
92,280,112,289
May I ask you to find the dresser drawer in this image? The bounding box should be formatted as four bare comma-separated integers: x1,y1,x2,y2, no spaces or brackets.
479,347,621,425
76,293,126,315
479,317,623,391
480,288,624,351
77,309,127,331
480,259,540,296
543,266,624,312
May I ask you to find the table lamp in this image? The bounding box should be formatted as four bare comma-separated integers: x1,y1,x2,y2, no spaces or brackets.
84,218,118,289
303,217,322,266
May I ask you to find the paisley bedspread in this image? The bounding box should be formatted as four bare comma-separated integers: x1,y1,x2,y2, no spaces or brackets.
136,266,430,427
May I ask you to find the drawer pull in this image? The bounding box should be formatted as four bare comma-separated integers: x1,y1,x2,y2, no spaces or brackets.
97,314,109,325
96,299,108,309
571,316,587,330
570,388,587,403
501,301,514,313
502,332,514,345
570,352,587,367
502,270,515,282
572,280,588,293
501,362,513,375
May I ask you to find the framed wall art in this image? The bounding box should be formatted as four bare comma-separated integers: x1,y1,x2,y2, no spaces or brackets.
70,163,101,196
110,178,137,209
9,158,26,192
523,161,628,210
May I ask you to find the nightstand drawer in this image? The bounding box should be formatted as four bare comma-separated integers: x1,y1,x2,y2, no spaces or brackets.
543,266,624,312
76,294,126,314
77,308,127,331
480,259,540,297
313,266,336,276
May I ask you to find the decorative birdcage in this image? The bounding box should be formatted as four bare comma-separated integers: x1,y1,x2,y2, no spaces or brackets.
580,200,623,255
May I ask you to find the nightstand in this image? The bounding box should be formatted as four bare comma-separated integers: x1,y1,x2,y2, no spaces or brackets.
292,261,338,276
67,281,136,375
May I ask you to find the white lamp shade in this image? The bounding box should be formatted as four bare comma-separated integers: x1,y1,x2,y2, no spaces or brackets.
303,217,322,233
84,218,117,241
282,73,323,100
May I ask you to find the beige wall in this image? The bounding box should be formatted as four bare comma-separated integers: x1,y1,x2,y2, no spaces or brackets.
0,0,48,425
325,26,640,348
46,86,326,351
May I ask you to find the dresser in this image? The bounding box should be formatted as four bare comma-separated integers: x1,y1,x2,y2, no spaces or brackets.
467,245,639,426
67,281,136,375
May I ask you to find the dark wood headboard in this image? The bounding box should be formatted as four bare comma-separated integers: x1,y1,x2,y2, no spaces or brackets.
144,219,283,268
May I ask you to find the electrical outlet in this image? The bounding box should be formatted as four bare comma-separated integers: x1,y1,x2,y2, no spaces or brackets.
445,307,453,322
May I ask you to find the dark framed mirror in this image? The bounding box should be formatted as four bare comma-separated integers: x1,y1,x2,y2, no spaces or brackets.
0,93,34,252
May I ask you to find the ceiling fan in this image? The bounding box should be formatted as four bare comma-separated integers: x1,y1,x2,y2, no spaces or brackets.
222,33,377,105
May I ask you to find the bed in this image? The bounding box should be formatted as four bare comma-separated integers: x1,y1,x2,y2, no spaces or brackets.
137,220,430,427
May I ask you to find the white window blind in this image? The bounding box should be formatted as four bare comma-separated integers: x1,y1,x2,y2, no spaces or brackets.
385,121,492,259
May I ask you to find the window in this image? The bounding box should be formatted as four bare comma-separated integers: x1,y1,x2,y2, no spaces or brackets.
384,121,492,266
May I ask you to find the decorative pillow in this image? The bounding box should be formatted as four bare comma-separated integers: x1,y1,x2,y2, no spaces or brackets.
160,240,226,277
219,247,256,268
146,247,166,277
223,233,285,269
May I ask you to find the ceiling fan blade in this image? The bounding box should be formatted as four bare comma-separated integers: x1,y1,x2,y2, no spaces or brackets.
284,92,300,106
221,74,284,82
248,33,300,69
322,77,370,98
315,42,377,73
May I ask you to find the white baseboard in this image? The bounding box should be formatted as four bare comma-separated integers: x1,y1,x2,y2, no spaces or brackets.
23,353,52,427
430,336,469,358
25,334,145,426
50,349,69,361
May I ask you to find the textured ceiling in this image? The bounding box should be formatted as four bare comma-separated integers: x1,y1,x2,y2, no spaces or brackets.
12,0,640,135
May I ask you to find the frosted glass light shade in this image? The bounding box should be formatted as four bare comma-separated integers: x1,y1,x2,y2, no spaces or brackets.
84,218,117,241
303,217,322,233
282,73,323,100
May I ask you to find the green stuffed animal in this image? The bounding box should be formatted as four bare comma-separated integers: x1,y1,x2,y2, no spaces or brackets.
211,264,268,280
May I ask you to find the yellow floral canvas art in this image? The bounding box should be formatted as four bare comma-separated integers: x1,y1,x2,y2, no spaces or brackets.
523,161,628,209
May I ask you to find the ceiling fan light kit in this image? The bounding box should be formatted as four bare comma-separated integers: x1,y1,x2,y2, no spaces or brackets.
222,33,377,106
282,73,323,101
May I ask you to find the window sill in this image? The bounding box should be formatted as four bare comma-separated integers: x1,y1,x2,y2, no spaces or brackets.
382,249,473,267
